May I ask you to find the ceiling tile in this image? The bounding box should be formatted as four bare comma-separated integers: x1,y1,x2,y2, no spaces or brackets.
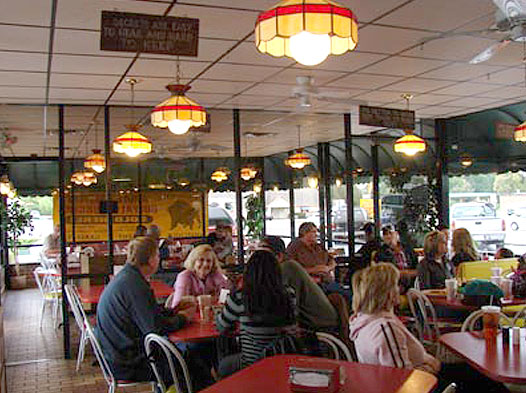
56,0,167,30
129,58,208,78
418,62,506,81
477,85,526,99
0,86,46,99
0,0,52,25
54,29,132,58
0,53,47,72
52,54,134,74
202,63,284,82
353,90,408,103
431,82,496,96
417,105,462,116
0,71,46,87
481,42,526,67
446,96,500,107
363,56,447,77
402,35,496,62
386,78,454,93
297,51,389,73
190,79,253,94
0,26,49,52
219,42,293,67
50,73,122,89
327,73,403,90
378,0,494,32
353,0,409,23
471,67,524,85
49,88,110,101
410,93,463,105
357,25,431,55
243,83,296,97
272,68,348,85
180,1,271,11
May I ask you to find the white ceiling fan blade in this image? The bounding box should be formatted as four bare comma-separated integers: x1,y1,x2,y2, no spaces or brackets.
469,39,511,64
492,0,526,18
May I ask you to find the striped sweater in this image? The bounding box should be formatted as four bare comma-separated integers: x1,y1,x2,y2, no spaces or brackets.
349,311,440,374
215,289,297,367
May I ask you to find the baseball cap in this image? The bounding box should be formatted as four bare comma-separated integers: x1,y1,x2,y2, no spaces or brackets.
259,236,286,255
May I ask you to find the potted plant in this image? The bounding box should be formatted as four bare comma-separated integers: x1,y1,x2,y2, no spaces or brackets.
244,193,264,240
0,200,34,288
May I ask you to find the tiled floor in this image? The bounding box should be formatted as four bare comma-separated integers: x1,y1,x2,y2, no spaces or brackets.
5,289,152,393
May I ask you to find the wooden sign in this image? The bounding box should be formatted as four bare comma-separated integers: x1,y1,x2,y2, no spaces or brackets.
100,11,199,56
359,105,415,129
495,121,516,139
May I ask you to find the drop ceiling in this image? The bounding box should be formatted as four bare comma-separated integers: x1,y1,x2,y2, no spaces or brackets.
0,0,524,159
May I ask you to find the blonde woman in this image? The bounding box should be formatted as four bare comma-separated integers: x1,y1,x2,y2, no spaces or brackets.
169,244,229,308
417,231,453,289
349,263,440,374
451,228,479,267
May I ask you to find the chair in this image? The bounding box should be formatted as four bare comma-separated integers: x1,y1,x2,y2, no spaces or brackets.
512,305,526,327
64,284,91,371
461,309,512,332
456,259,518,283
413,276,421,290
144,333,193,393
33,267,62,329
315,332,354,361
85,323,156,393
442,383,457,393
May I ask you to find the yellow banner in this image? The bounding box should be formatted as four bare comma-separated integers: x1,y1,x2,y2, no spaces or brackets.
53,190,206,242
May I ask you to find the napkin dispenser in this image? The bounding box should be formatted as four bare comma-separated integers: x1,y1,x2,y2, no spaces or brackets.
289,363,341,393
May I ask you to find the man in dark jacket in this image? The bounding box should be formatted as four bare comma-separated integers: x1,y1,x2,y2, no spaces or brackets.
96,236,193,382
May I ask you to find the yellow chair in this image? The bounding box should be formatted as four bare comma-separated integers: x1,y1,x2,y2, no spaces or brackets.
456,258,518,283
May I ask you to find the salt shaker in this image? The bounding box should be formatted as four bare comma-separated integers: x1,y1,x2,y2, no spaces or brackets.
502,327,510,345
512,327,521,345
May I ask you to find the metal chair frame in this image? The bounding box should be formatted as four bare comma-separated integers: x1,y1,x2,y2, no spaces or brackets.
461,309,512,332
33,266,62,329
315,332,354,361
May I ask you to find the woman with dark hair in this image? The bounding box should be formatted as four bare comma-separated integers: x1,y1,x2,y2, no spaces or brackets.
215,250,297,377
451,228,479,268
417,231,454,289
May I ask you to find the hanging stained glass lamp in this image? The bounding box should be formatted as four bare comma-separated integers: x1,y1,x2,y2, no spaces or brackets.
84,149,106,173
394,133,426,156
255,0,358,66
113,126,152,158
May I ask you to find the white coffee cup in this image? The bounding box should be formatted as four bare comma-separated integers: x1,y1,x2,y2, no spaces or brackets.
490,276,502,287
491,267,502,277
445,278,458,300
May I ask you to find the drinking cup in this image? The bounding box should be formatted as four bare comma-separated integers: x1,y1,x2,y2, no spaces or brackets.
501,278,513,299
445,278,458,300
482,305,501,341
491,267,502,277
197,295,213,320
490,276,502,287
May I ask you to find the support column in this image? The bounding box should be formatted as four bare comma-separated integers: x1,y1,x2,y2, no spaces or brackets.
344,113,355,256
317,143,326,245
435,119,449,227
137,161,142,225
233,109,244,264
104,106,113,282
323,143,332,248
371,142,380,238
58,104,71,359
289,155,296,239
260,158,266,236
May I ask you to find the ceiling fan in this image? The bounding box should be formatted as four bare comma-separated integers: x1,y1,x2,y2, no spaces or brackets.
469,0,526,64
291,76,365,111
153,134,226,158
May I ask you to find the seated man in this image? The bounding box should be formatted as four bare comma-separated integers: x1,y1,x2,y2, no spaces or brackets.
210,223,233,264
286,222,336,282
96,236,193,382
356,222,380,269
259,236,339,332
42,225,60,259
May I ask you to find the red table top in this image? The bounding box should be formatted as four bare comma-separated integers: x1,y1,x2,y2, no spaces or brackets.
439,331,526,384
426,293,526,312
168,318,219,342
77,280,172,304
200,355,437,393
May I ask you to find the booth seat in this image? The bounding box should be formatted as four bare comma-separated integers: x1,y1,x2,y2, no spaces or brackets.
456,258,519,282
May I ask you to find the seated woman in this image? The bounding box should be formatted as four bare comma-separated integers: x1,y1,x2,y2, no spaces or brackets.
215,250,297,378
417,231,453,289
168,244,228,308
451,228,479,268
349,263,441,375
380,226,407,269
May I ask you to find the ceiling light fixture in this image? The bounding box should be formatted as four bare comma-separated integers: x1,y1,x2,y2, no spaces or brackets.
241,137,258,181
151,57,206,135
285,125,311,169
211,167,230,183
307,175,319,189
84,121,105,173
255,0,358,66
253,180,262,193
335,177,343,187
0,175,12,196
514,120,526,141
394,94,426,156
113,79,152,158
459,155,473,167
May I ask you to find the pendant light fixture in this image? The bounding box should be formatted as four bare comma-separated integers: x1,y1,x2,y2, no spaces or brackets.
151,57,206,135
459,154,473,168
0,175,12,196
394,94,426,156
255,0,358,66
211,167,230,183
84,121,106,173
113,78,152,158
307,175,319,189
285,125,311,170
241,136,258,181
335,177,343,187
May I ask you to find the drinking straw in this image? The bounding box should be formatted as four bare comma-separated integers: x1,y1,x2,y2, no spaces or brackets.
489,295,493,306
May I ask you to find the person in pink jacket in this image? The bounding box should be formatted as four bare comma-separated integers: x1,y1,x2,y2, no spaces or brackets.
349,263,440,375
169,244,229,308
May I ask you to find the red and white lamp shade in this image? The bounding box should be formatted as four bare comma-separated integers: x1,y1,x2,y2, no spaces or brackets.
394,132,426,156
514,121,526,142
151,84,207,135
285,148,311,169
84,149,106,173
113,125,152,158
255,0,358,66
